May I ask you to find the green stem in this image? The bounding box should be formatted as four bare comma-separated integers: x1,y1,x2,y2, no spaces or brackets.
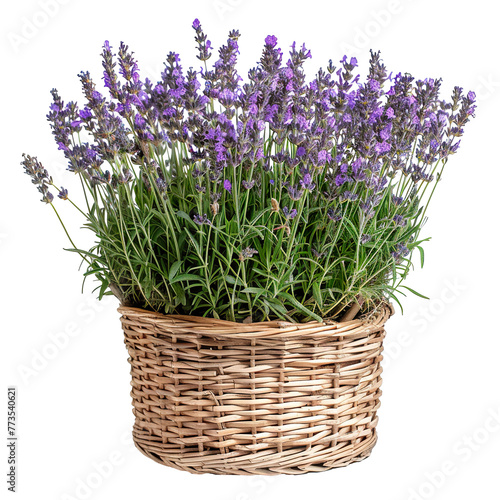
50,204,91,267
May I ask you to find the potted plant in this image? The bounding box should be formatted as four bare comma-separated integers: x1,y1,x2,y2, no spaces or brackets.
21,19,475,474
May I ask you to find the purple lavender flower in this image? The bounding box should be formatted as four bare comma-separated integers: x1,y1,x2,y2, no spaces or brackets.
397,243,410,256
265,35,278,48
428,139,439,152
21,154,54,203
193,19,212,62
392,195,404,206
393,214,407,226
342,191,358,201
79,107,92,120
300,173,316,191
282,206,298,220
375,141,391,155
316,150,330,167
193,213,211,225
351,159,366,182
360,200,375,219
391,243,410,261
450,140,461,154
58,187,68,200
101,41,121,101
335,173,351,187
296,146,306,157
288,185,304,201
380,126,391,141
223,179,232,193
134,113,154,142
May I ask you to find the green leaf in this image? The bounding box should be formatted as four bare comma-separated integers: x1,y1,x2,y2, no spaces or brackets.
176,210,192,221
262,299,289,317
386,290,404,314
400,285,429,300
416,245,425,268
168,261,183,281
176,211,196,227
170,273,204,284
242,287,266,296
172,283,186,306
312,282,323,308
277,292,322,322
225,275,244,286
184,229,202,256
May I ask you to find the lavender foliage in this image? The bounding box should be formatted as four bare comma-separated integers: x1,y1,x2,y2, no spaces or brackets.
21,22,476,321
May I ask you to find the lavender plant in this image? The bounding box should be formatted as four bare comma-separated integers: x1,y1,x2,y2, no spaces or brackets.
21,20,476,322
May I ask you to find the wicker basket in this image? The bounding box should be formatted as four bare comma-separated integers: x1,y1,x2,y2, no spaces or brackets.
119,303,393,475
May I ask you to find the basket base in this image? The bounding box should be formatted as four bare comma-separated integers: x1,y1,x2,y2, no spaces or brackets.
132,430,378,475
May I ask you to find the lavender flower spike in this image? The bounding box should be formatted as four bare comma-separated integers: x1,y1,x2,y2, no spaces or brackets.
21,154,54,204
58,187,69,200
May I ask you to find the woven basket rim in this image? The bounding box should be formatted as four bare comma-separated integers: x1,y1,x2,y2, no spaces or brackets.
118,301,394,340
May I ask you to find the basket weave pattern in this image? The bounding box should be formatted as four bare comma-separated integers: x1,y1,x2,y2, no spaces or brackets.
119,304,392,475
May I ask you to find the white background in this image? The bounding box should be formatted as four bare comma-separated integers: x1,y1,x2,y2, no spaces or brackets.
2,0,500,499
